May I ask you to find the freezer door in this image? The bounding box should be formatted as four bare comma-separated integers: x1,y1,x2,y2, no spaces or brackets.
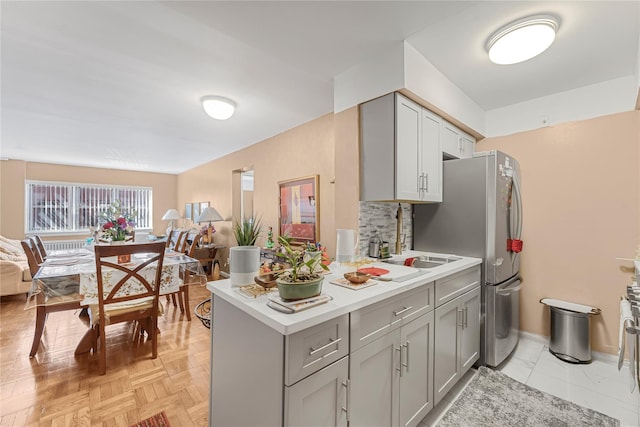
484,276,521,367
486,152,522,285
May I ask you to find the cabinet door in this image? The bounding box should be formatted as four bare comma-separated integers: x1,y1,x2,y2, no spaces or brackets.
420,109,442,202
395,94,422,201
460,132,475,159
459,287,481,373
350,332,400,427
434,297,461,405
399,312,435,427
441,120,461,159
285,356,349,427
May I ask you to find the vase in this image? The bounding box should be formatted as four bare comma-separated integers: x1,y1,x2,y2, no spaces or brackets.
276,276,324,301
230,246,261,287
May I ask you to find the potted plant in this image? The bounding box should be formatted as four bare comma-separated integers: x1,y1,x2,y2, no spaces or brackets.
275,236,329,301
230,214,263,286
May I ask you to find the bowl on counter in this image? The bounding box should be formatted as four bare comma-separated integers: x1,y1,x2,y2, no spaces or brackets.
255,273,279,289
344,271,371,284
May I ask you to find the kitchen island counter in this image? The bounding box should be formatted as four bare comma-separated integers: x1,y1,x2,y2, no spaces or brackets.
207,251,481,335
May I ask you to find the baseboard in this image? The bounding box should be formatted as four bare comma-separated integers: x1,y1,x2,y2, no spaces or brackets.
519,330,622,366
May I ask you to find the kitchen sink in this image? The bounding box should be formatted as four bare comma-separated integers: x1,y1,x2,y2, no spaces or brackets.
383,255,462,269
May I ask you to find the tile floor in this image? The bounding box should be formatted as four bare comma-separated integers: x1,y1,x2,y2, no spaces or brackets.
419,333,640,426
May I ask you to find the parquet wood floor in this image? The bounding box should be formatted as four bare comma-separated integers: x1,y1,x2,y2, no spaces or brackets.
0,284,212,426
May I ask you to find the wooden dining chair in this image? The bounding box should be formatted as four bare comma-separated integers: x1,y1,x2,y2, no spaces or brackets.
90,241,165,375
165,229,175,249
21,239,42,277
165,233,203,320
22,239,83,357
173,231,188,253
32,235,48,261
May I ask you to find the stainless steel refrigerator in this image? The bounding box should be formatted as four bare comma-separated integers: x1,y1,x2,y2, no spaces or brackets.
413,150,523,367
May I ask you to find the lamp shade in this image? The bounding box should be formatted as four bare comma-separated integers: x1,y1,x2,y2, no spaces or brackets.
197,207,224,223
162,208,181,221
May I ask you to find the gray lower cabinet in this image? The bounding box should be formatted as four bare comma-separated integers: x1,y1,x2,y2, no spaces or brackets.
284,356,349,427
350,311,435,427
434,286,481,405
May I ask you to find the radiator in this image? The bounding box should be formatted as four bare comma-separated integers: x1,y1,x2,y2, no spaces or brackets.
43,239,86,251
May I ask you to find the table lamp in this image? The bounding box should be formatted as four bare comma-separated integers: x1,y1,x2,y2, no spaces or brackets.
197,207,224,244
162,208,181,236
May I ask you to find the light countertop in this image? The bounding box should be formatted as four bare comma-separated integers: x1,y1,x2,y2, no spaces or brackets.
207,251,481,335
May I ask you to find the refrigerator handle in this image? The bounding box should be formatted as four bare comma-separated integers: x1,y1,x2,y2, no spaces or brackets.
512,171,523,240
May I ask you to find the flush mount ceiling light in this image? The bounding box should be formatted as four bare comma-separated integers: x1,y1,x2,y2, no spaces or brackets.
201,96,236,120
486,15,559,65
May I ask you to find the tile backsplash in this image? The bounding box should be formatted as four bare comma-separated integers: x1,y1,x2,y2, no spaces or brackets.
358,202,412,257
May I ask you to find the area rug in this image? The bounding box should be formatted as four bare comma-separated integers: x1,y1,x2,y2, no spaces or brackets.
436,366,619,427
130,411,171,427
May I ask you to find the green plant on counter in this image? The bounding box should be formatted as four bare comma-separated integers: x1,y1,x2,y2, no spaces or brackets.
233,214,263,246
277,235,328,283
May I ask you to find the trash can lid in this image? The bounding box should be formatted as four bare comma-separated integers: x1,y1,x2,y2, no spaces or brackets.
540,298,601,315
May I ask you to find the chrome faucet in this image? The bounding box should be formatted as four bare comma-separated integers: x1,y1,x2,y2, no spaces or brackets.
395,203,403,255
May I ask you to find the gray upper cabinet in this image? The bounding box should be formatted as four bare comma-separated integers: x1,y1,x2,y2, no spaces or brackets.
442,120,475,160
360,92,442,202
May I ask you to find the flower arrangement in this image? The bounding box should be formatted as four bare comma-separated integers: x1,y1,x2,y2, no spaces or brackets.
199,224,216,236
101,200,136,241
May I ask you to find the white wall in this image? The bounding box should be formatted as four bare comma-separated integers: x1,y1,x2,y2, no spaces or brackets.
333,43,406,113
402,42,485,134
485,76,637,137
334,42,485,136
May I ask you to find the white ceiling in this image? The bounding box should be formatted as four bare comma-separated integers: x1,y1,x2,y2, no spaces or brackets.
1,1,638,174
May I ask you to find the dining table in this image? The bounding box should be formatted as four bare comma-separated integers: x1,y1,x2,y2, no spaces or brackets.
26,246,206,356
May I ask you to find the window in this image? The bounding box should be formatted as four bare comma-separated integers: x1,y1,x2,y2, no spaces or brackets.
26,181,153,234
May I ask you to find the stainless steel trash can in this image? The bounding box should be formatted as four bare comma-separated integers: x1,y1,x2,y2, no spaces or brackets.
540,298,601,364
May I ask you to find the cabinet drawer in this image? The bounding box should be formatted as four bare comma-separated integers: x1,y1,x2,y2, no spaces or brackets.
285,314,349,386
350,283,434,351
435,266,480,307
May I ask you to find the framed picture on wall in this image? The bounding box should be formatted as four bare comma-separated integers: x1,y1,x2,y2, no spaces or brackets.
193,202,201,222
279,175,319,244
185,203,192,221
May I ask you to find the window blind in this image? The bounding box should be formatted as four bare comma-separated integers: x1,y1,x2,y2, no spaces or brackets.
26,181,152,234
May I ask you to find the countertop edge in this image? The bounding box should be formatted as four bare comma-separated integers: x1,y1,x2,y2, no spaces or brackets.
207,255,482,335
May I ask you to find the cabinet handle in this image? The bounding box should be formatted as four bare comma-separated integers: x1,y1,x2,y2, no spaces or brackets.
425,173,429,193
458,309,464,328
393,306,413,317
395,346,403,377
402,341,410,373
459,137,463,154
341,379,350,422
464,307,468,328
309,337,342,356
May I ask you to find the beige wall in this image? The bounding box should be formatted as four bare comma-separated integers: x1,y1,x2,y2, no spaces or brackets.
334,107,361,231
478,110,640,354
0,160,177,240
178,113,336,270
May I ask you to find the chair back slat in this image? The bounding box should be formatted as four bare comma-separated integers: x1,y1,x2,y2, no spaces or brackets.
187,233,203,257
173,231,187,253
33,235,48,261
21,239,42,277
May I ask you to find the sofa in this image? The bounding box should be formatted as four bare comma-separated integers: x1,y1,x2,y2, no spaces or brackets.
0,235,32,297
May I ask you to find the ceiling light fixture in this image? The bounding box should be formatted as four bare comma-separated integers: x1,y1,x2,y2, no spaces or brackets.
201,96,236,120
486,14,559,65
